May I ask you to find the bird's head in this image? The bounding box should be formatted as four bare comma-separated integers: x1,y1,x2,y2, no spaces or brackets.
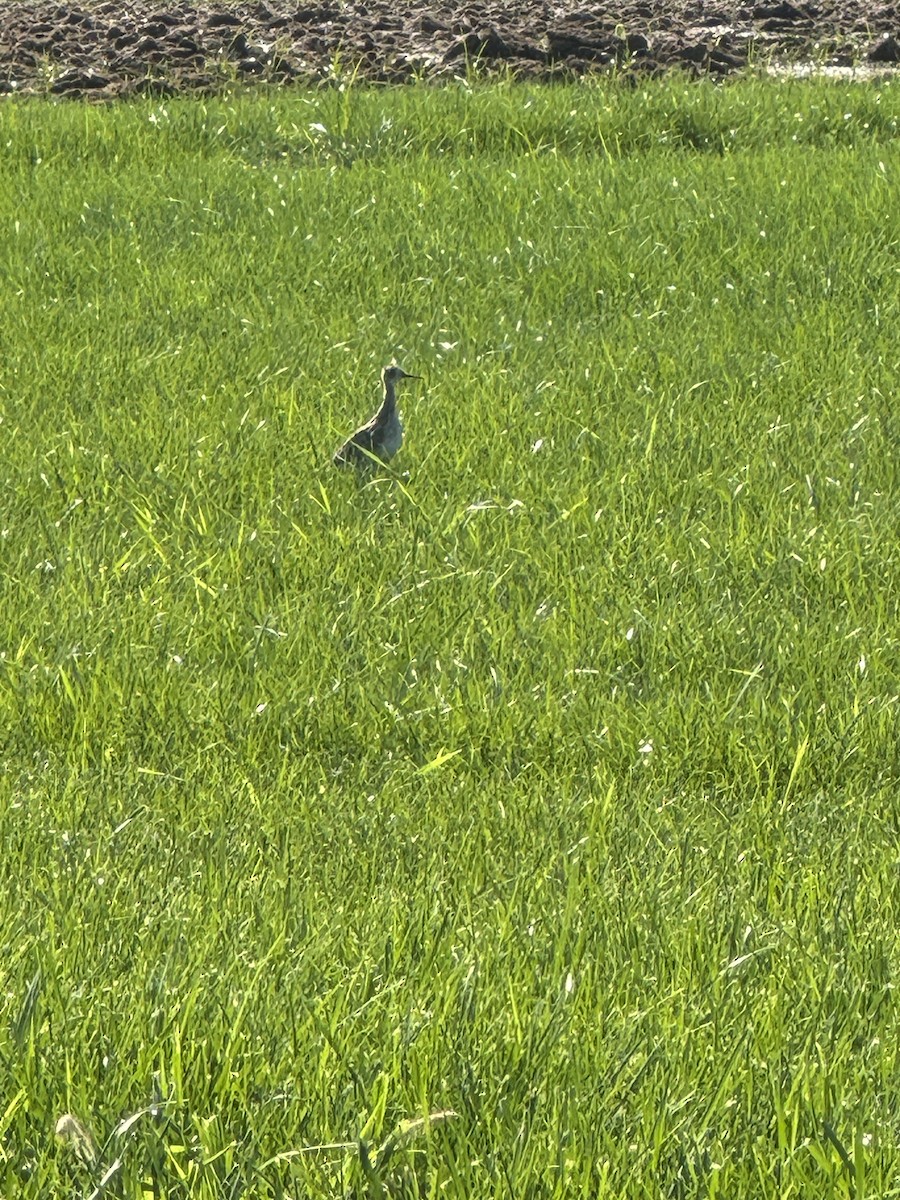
382,364,420,385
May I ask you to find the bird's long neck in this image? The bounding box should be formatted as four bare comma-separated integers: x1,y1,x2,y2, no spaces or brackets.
377,376,397,419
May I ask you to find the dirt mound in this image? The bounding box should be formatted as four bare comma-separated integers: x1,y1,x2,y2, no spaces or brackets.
0,1,897,97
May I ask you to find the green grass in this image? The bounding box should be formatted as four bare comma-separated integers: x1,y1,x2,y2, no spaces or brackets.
0,75,899,1197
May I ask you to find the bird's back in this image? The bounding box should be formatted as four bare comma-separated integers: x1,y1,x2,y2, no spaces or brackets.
333,421,374,467
333,408,401,468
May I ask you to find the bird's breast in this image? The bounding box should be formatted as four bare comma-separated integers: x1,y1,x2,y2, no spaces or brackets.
381,411,403,459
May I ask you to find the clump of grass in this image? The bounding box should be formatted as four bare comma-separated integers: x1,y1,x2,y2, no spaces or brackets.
54,1113,98,1168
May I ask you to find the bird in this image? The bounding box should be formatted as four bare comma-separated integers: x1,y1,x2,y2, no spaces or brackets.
332,364,421,469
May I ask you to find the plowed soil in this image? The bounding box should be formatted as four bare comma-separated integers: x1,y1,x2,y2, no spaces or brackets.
1,1,898,98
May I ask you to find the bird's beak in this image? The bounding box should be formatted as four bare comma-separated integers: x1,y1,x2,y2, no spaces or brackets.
402,372,422,379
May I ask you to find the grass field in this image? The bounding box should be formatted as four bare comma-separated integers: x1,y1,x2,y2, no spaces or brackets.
0,75,899,1197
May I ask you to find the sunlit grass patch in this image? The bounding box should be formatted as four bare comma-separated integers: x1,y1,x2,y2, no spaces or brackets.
0,75,898,1197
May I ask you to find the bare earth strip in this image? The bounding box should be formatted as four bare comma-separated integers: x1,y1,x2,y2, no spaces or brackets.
0,0,898,97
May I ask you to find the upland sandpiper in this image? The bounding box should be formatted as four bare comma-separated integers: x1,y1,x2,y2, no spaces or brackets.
332,364,420,468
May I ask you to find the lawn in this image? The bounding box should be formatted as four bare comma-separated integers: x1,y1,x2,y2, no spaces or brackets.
0,76,899,1197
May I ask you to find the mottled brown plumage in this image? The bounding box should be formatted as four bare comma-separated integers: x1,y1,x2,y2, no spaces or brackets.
333,365,420,468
